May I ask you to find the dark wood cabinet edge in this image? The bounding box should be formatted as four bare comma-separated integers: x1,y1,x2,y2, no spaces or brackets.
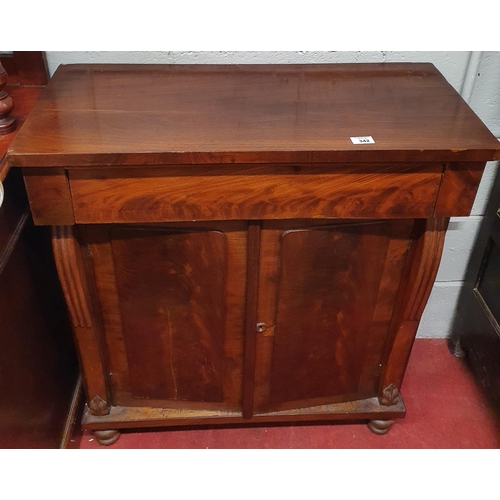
51,226,111,412
0,52,48,86
7,150,500,168
0,52,80,450
81,397,406,431
433,162,487,217
378,218,449,396
23,169,75,226
0,210,30,275
242,222,260,418
470,288,500,337
59,376,84,449
0,156,10,183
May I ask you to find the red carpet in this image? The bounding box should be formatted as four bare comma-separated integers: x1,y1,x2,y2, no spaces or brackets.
78,339,498,448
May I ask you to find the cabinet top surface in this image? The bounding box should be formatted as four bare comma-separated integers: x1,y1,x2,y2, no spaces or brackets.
7,63,500,167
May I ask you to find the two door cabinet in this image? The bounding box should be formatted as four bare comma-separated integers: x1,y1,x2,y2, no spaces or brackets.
8,63,500,445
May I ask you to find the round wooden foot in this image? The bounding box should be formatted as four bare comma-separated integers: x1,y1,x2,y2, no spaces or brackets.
94,429,120,446
367,419,395,435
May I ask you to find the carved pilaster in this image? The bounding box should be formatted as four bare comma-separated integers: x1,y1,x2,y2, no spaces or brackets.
52,225,110,415
51,225,92,328
0,62,15,135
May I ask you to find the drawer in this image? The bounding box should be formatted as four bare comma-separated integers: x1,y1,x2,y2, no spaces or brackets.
68,163,444,223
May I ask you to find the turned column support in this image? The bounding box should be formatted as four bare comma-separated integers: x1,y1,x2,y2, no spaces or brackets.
52,225,111,416
0,62,15,135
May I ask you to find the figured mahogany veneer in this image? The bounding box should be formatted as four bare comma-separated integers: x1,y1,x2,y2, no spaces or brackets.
7,63,500,445
67,163,444,223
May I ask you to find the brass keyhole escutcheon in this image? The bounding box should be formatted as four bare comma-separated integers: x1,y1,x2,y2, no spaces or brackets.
256,322,267,333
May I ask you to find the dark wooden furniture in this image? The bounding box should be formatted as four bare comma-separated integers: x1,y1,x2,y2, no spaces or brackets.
449,160,500,420
8,63,500,445
0,61,16,135
0,52,79,448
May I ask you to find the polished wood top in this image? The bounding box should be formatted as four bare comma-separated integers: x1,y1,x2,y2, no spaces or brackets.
7,63,500,167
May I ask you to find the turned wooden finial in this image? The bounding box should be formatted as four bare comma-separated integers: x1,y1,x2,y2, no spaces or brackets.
0,62,16,135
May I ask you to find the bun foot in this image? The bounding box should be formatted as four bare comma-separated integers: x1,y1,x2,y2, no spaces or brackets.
94,429,120,446
367,419,395,435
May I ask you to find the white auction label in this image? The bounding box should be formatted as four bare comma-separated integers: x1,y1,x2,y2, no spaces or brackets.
350,136,375,144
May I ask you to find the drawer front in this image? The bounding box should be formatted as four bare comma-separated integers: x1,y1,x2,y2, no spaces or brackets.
69,163,444,223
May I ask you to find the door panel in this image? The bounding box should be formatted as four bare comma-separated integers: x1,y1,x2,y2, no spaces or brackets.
254,220,414,413
112,228,226,402
86,222,247,411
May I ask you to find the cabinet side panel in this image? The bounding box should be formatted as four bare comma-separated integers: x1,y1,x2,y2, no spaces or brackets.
380,218,449,394
23,169,75,225
110,227,226,403
357,220,415,392
269,223,391,405
434,162,485,217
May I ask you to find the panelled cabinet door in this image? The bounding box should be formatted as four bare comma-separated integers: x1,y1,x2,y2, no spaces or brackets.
85,222,247,412
253,220,415,414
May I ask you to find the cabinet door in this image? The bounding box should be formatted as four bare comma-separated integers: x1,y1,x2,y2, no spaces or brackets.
86,222,247,412
253,220,414,413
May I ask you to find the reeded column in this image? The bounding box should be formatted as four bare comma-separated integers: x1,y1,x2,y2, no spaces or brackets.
0,62,15,135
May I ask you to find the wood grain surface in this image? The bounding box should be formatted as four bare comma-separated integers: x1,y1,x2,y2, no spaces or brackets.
269,223,391,404
0,52,78,448
379,218,449,395
23,168,74,225
68,163,443,222
86,222,247,411
7,63,500,167
0,52,48,86
0,219,77,447
10,62,498,437
0,86,43,181
111,227,226,403
51,225,110,415
81,396,405,430
253,220,414,413
434,162,486,217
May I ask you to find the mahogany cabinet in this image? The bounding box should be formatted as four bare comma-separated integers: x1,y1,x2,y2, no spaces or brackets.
7,63,500,445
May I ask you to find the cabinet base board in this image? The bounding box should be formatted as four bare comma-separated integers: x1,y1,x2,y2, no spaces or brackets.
82,396,406,431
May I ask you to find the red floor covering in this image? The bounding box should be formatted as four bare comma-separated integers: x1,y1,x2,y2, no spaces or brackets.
79,339,499,448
